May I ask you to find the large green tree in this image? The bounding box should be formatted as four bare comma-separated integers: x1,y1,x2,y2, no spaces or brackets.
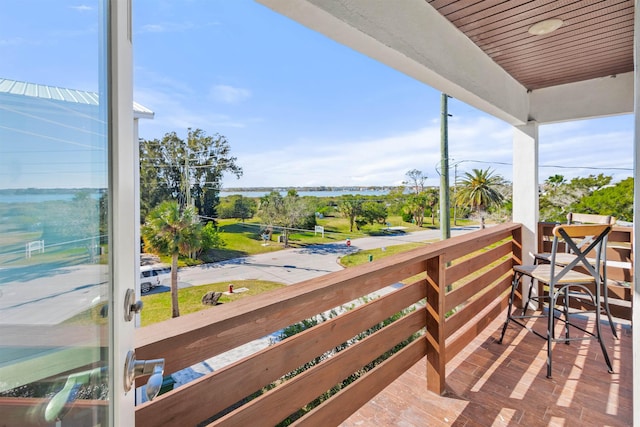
455,168,505,215
338,195,364,232
403,193,427,227
142,201,202,318
357,201,388,229
571,177,633,222
218,195,257,221
257,191,312,246
139,128,243,220
539,173,613,222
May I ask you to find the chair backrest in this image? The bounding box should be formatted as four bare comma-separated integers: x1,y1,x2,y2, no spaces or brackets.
566,212,616,225
551,224,612,280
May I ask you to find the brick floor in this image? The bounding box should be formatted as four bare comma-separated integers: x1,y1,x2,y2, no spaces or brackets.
341,311,631,426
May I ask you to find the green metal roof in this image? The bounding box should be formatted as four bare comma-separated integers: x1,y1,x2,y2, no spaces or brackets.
0,78,154,119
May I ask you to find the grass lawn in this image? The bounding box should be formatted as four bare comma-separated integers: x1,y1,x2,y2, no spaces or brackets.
200,215,430,261
140,279,285,326
339,241,431,267
154,214,475,265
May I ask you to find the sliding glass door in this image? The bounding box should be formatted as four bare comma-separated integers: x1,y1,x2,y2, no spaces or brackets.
0,1,135,425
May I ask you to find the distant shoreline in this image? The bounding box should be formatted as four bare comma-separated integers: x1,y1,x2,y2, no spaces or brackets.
0,186,402,194
222,186,403,193
0,186,406,202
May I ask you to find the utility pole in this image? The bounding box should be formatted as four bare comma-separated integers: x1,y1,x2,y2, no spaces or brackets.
439,93,451,240
183,156,191,208
453,162,458,226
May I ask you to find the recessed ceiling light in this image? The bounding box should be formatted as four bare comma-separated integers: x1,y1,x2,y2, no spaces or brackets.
528,18,563,36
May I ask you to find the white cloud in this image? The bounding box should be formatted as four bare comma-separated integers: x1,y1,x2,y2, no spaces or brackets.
224,117,517,188
134,72,256,139
0,37,29,46
139,22,196,33
210,85,252,104
70,5,92,12
538,124,633,183
221,113,633,188
137,20,219,34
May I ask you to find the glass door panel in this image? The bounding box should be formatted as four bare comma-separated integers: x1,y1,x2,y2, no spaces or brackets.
0,1,110,425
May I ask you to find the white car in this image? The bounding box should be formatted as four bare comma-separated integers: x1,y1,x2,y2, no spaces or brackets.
140,266,163,294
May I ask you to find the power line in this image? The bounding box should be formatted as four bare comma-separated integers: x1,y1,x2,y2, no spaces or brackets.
455,159,632,171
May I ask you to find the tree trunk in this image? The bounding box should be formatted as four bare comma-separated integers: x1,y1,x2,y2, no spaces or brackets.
171,252,180,318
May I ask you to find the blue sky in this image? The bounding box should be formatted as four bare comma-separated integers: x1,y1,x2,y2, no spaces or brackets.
0,0,634,189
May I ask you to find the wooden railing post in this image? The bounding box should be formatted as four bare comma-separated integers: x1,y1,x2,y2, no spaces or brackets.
512,225,523,307
425,254,446,395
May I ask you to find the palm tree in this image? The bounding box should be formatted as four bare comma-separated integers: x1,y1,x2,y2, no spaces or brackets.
425,188,439,225
142,201,202,318
455,168,505,220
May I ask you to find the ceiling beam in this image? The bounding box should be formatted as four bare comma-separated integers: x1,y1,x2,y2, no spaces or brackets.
528,72,634,124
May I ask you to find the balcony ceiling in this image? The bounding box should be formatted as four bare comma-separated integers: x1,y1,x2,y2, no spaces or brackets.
258,0,635,124
428,0,634,91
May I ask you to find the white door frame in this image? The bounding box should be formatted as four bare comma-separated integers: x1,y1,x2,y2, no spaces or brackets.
108,0,137,424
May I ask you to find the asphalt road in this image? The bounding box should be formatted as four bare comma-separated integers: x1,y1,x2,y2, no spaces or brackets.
0,264,108,325
174,225,480,288
0,226,479,325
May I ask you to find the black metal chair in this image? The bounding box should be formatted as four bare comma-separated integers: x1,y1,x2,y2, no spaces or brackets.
499,224,614,378
533,213,618,338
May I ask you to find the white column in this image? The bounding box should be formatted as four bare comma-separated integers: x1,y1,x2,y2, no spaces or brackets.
512,122,539,266
632,2,640,424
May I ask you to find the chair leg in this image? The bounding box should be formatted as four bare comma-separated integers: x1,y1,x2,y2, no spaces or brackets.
596,317,614,374
547,289,556,378
522,276,536,316
594,282,614,373
499,272,520,344
563,287,570,344
601,281,618,339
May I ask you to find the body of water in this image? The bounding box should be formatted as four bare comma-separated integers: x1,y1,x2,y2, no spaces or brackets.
220,189,395,198
0,189,394,203
0,192,102,203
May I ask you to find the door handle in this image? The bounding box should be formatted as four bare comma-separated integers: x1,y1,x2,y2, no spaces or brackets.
124,350,165,401
124,288,143,322
44,367,107,422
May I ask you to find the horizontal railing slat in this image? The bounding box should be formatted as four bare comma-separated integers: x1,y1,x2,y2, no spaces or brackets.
441,225,517,264
446,257,513,312
136,258,425,373
445,274,512,339
446,240,513,285
446,292,510,363
290,338,428,427
0,398,107,426
135,280,427,426
211,310,426,426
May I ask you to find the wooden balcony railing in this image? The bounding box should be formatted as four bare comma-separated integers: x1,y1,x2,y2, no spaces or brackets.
135,223,522,426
